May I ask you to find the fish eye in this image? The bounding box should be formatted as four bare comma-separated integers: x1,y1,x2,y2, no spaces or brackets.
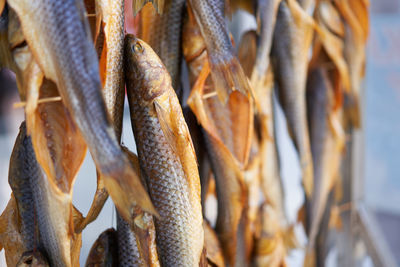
132,42,143,53
96,245,104,253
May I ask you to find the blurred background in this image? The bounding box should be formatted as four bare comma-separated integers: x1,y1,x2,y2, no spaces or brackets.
1,1,399,266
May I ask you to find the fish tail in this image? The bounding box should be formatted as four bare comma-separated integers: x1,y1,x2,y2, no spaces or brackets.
132,0,165,15
209,56,254,104
101,157,157,221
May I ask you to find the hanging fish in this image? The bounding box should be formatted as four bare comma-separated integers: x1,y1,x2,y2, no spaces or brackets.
125,34,204,266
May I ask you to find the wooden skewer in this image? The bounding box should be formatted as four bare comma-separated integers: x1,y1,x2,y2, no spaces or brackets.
85,13,96,17
13,96,62,109
202,91,218,100
337,202,352,213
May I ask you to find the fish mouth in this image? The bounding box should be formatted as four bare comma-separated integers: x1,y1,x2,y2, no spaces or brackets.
125,33,137,44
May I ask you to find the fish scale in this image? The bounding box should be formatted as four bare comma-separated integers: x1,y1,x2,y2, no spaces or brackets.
8,122,38,251
132,96,199,267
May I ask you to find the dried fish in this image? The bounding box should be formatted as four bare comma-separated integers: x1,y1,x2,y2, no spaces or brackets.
138,0,186,96
125,34,204,266
271,0,314,198
183,6,253,264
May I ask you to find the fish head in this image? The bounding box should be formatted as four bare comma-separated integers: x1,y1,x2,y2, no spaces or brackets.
124,34,170,102
16,251,49,267
86,228,117,266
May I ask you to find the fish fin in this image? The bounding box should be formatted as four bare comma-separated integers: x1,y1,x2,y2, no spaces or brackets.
102,157,158,221
209,55,254,105
132,0,165,15
187,60,213,133
237,30,257,78
153,100,179,156
98,23,108,87
132,212,159,266
74,172,108,233
203,220,225,267
318,0,345,37
228,90,253,167
314,20,351,92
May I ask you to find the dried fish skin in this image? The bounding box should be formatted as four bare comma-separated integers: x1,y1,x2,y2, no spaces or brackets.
125,35,204,266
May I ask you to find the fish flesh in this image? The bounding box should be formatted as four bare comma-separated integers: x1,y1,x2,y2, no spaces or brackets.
7,0,155,220
138,0,186,96
85,228,118,267
125,34,204,266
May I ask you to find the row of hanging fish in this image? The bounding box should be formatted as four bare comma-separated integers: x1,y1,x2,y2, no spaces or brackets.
0,0,369,266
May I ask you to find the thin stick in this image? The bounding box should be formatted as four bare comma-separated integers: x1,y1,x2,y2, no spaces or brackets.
13,96,62,109
338,201,352,213
202,91,218,99
85,13,96,17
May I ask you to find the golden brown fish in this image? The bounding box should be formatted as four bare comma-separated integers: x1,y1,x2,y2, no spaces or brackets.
85,228,118,267
183,6,253,265
7,0,155,221
125,34,204,266
138,0,186,96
